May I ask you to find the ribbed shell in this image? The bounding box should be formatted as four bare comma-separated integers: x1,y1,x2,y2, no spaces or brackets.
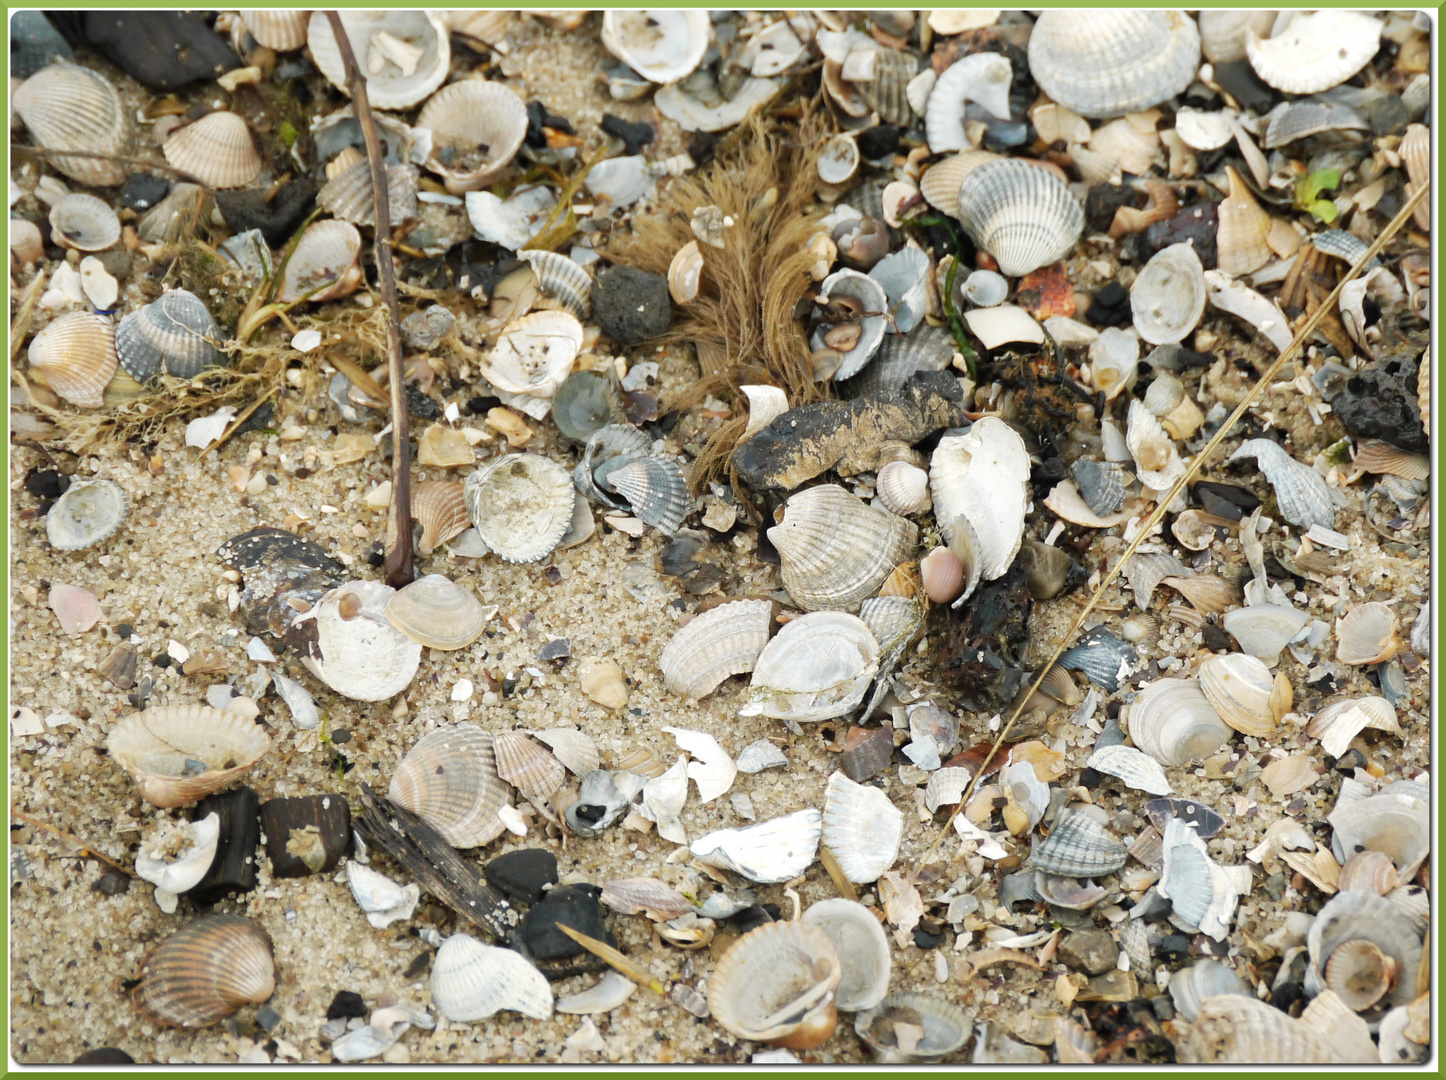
308,11,451,110
1069,459,1126,516
1334,602,1399,666
388,723,508,848
768,485,917,612
1025,812,1127,877
116,289,223,381
1307,890,1422,1014
604,456,691,535
1228,438,1333,531
1245,11,1382,96
48,194,121,252
317,160,419,227
12,63,131,187
1216,167,1271,277
1198,653,1281,737
855,993,972,1062
532,728,601,778
417,79,530,193
1336,850,1401,896
383,574,487,651
821,771,903,884
1027,10,1201,119
801,899,891,1012
919,151,1001,218
1177,995,1343,1064
575,424,651,510
876,460,932,516
840,324,955,399
430,933,552,1022
707,920,841,1047
410,480,470,555
955,159,1084,277
747,612,880,722
1401,124,1429,230
132,915,275,1028
925,52,1014,153
1168,960,1251,1022
28,311,118,410
1308,696,1400,759
492,730,565,802
1198,10,1275,63
164,112,262,190
1086,744,1172,796
106,705,272,809
46,477,128,551
277,220,364,303
660,598,774,699
862,47,919,128
1127,677,1232,767
1264,101,1370,149
242,9,310,50
519,250,592,321
464,453,575,563
1132,242,1206,345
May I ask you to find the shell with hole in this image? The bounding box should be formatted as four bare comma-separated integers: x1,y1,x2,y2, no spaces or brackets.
1027,10,1200,119
464,453,576,564
163,111,262,190
12,63,132,187
768,484,916,612
46,478,128,551
929,417,1030,597
801,898,890,1013
1245,11,1382,96
1334,602,1401,666
277,220,364,303
1198,653,1287,738
389,723,509,848
925,52,1013,153
1132,243,1207,345
293,580,422,701
707,919,841,1049
115,289,224,381
821,771,903,884
954,159,1084,278
855,993,973,1062
106,704,271,808
660,598,774,700
48,194,122,252
743,611,880,722
415,79,529,193
601,9,710,84
430,933,552,1022
308,11,451,110
383,574,487,651
1306,889,1422,1016
131,914,275,1028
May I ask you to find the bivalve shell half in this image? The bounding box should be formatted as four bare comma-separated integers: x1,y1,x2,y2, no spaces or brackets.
317,160,419,228
691,809,823,884
1222,605,1309,665
410,480,471,555
519,250,591,321
48,194,121,252
12,63,131,187
660,598,774,700
929,417,1030,585
769,485,916,612
855,993,972,1062
1328,793,1429,882
431,933,552,1022
532,727,600,779
1198,10,1275,64
707,920,840,1048
955,159,1084,278
667,240,705,305
1228,439,1333,531
1334,602,1400,666
46,478,128,551
1324,940,1398,1012
308,11,450,110
744,612,880,722
1198,653,1282,738
132,915,275,1028
482,310,583,405
811,269,888,380
464,453,575,564
601,10,710,84
604,456,691,535
115,289,224,381
925,52,1013,153
1336,850,1401,897
384,574,487,651
1027,10,1201,119
1025,810,1127,877
106,705,271,809
1126,399,1186,493
1132,243,1206,345
801,898,890,1013
1307,890,1421,1015
416,79,529,194
294,581,421,701
242,9,310,51
919,150,1001,218
821,771,903,884
493,731,565,803
1246,11,1382,96
277,220,364,303
163,111,262,190
1178,995,1343,1064
1308,697,1401,759
1168,960,1251,1022
389,723,509,848
876,460,931,517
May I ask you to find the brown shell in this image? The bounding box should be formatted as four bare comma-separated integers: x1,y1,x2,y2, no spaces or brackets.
1351,439,1430,481
412,480,471,555
492,730,565,802
1337,850,1401,896
1324,939,1397,1012
388,723,508,847
105,705,271,808
1216,166,1271,276
27,312,118,410
1160,573,1243,615
163,111,263,190
131,914,275,1028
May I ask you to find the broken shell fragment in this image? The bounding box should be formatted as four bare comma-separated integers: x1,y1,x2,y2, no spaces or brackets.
708,919,840,1049
1177,994,1343,1064
277,220,364,304
384,574,487,651
1168,960,1251,1022
135,813,221,903
1334,602,1400,666
388,723,509,848
855,993,972,1062
493,731,566,804
690,809,823,884
743,612,880,722
1086,744,1172,796
131,915,275,1028
1131,243,1206,346
1328,793,1429,882
660,598,774,700
565,770,647,837
1126,399,1186,493
294,581,421,701
464,453,576,564
106,705,271,809
1246,11,1382,96
1308,696,1401,759
46,478,128,551
1216,167,1272,277
1336,850,1402,896
821,771,903,884
955,159,1084,278
1027,10,1200,119
431,933,552,1022
930,418,1030,586
769,485,917,612
667,240,705,305
925,53,1013,153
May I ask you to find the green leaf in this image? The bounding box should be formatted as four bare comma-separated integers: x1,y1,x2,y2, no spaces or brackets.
277,121,298,149
1297,168,1341,207
1305,198,1339,224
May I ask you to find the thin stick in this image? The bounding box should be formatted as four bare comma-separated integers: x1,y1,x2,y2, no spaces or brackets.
908,179,1432,883
324,11,413,588
198,384,280,462
554,924,666,994
11,812,135,878
9,144,212,186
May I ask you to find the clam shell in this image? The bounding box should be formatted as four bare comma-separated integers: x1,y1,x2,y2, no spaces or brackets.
416,79,529,193
925,52,1013,153
1246,11,1382,96
46,477,128,551
1173,108,1235,152
1025,810,1127,877
855,993,972,1062
106,705,271,809
519,250,591,321
1336,850,1401,896
1308,696,1401,759
839,325,955,399
242,9,310,50
1263,101,1370,150
430,933,552,1022
862,47,919,127
918,547,963,604
821,771,903,884
163,111,261,190
876,460,932,517
1222,605,1310,664
12,63,131,187
464,453,575,564
660,598,774,700
493,731,565,802
295,581,421,701
1178,994,1343,1063
769,485,916,612
552,372,619,443
277,220,364,303
531,727,601,778
1198,653,1282,738
667,240,705,305
48,194,121,252
1401,124,1429,231
1334,602,1399,666
707,920,840,1048
388,723,509,848
1216,167,1271,277
1168,960,1251,1023
1307,890,1421,1015
1327,793,1429,882
811,269,888,380
745,611,880,722
555,970,637,1016
817,134,860,185
308,11,450,110
115,289,224,381
1126,551,1187,611
955,159,1084,278
1126,678,1232,767
1018,539,1073,601
1132,243,1206,346
316,160,419,228
929,418,1030,584
1198,10,1275,63
131,915,275,1028
1027,10,1200,119
801,898,891,1013
604,456,691,535
482,310,583,403
691,809,823,883
601,10,710,84
9,219,44,267
1086,743,1172,796
135,812,220,899
410,480,470,556
384,573,487,651
1160,573,1242,616
1126,399,1186,492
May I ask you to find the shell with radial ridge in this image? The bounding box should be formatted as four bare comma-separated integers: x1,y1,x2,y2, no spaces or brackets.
1334,602,1400,666
1215,167,1272,277
430,933,553,1021
492,731,566,802
854,993,973,1062
28,311,117,409
1127,677,1233,767
1024,811,1127,877
1245,11,1382,96
46,478,128,551
955,159,1084,277
416,79,529,193
1306,889,1422,1015
1177,995,1343,1063
163,111,262,190
745,612,880,722
49,194,122,252
1198,10,1275,63
242,9,310,50
876,460,932,516
660,598,774,699
519,250,592,321
464,453,576,563
918,150,1001,218
1168,960,1251,1022
821,771,903,884
1027,10,1201,119
925,53,1014,153
388,723,509,848
308,11,451,110
12,63,131,186
106,705,271,808
801,899,891,1012
604,456,692,535
409,480,471,555
532,728,601,778
384,574,487,651
277,220,364,303
769,485,916,612
707,920,841,1048
317,160,419,228
116,289,224,381
131,915,275,1028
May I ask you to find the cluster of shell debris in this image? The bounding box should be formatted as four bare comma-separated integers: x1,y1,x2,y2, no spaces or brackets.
8,7,1434,1067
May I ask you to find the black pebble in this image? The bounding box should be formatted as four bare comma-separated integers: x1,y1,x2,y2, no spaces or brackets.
331,729,351,744
592,264,672,345
535,638,571,662
217,180,319,249
23,468,68,501
1141,203,1220,270
466,395,502,416
152,654,172,669
1333,748,1368,772
1210,59,1276,115
255,1004,282,1032
1158,934,1191,957
484,848,559,905
73,1048,135,1064
188,786,260,905
1085,183,1144,234
119,174,170,212
326,990,367,1021
54,11,239,91
525,101,574,147
1085,281,1132,327
403,950,433,979
519,882,615,960
1364,94,1410,138
259,794,351,878
274,58,314,82
1079,766,1102,789
406,383,442,420
857,124,900,160
729,903,779,935
600,114,655,156
1201,624,1233,653
1332,351,1430,455
912,922,946,949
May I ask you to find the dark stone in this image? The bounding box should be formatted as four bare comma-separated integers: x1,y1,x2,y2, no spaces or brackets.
936,564,1033,711
1201,623,1233,654
1085,281,1132,327
95,247,133,285
1364,94,1410,138
1157,934,1190,958
152,654,172,669
23,468,68,501
90,864,130,896
119,174,171,213
326,990,367,1022
1269,979,1305,1012
857,124,900,160
403,950,433,979
730,904,778,935
525,101,574,147
216,180,319,249
601,114,655,156
1149,995,1175,1022
1059,928,1119,975
216,526,346,641
1079,766,1102,788
11,12,72,78
1086,183,1145,234
259,794,351,878
536,638,571,662
188,786,260,905
518,882,615,960
1333,748,1368,772
255,1004,282,1032
406,383,442,420
840,723,894,783
592,264,672,345
115,623,134,641
72,1048,135,1064
913,922,946,949
1193,480,1259,520
484,848,558,905
1141,203,1219,271
687,130,722,168
57,11,239,91
1264,870,1287,901
1210,59,1276,115
1331,349,1429,455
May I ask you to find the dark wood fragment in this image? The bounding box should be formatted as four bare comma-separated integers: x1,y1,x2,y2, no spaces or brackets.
259,794,351,878
189,785,260,905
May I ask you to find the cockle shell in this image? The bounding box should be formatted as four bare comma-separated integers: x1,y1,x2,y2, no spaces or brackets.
1306,890,1421,1015
1400,124,1429,231
293,581,421,702
493,731,565,803
691,809,823,883
388,723,509,848
918,150,1001,218
519,250,592,322
1336,850,1402,896
317,160,419,228
430,934,552,1022
954,159,1084,277
1246,11,1382,96
801,899,891,1013
929,417,1030,587
821,771,902,884
242,9,310,50
604,456,692,535
601,10,710,84
131,915,275,1028
841,325,955,399
277,220,364,303
1334,602,1400,666
49,194,121,252
1198,653,1284,738
574,424,650,510
1027,10,1201,119
875,460,931,517
707,920,840,1049
1197,10,1275,63
46,478,128,551
415,79,529,194
660,598,774,700
464,453,575,564
383,574,487,651
1132,243,1206,346
116,289,224,381
482,310,583,405
1168,961,1253,1023
1025,810,1127,877
12,63,131,187
1178,995,1343,1064
855,994,973,1062
1216,167,1271,277
107,705,271,809
409,480,470,555
744,611,880,722
1307,697,1401,759
1087,744,1172,796
1324,940,1397,1012
1328,793,1429,883
769,485,916,612
163,111,262,190
308,11,451,110
925,53,1013,153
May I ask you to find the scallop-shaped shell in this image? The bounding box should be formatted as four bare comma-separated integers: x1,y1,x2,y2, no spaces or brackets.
1068,459,1126,517
1222,605,1310,665
862,47,919,128
384,574,486,651
46,478,128,551
1168,960,1251,1022
707,920,840,1048
955,159,1084,278
1198,10,1275,64
1246,11,1382,95
242,9,310,50
840,325,955,399
1058,626,1137,692
1216,167,1271,277
295,581,421,701
1087,743,1172,796
802,899,890,1013
106,705,271,809
532,727,600,779
416,79,529,194
1177,995,1343,1064
1324,940,1397,1012
519,250,591,321
822,771,903,884
929,418,1030,583
691,809,824,883
131,915,275,1028
605,456,691,535
1025,811,1127,877
746,612,880,722
430,933,552,1022
1132,243,1206,346
1027,10,1201,119
410,480,470,555
925,53,1013,153
667,240,705,305
876,460,932,517
482,310,583,401
1335,602,1400,666
389,723,509,848
1307,890,1421,1015
163,112,262,190
493,731,565,803
768,485,917,612
317,160,419,228
308,11,451,110
48,194,121,252
575,424,651,510
1336,850,1402,896
919,150,1001,218
1198,653,1282,738
277,220,364,303
1308,696,1401,759
855,993,972,1062
601,10,710,84
1328,793,1429,882
811,270,888,380
115,289,224,381
464,453,576,564
12,63,131,187
1173,107,1235,152
660,598,774,700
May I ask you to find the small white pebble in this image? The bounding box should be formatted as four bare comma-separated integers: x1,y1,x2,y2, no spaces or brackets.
451,678,474,702
291,329,323,352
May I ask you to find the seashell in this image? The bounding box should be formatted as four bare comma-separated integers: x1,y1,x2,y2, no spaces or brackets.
106,705,271,809
308,11,450,110
876,460,932,517
660,598,773,700
1087,116,1162,179
1400,124,1429,231
603,456,691,535
48,194,121,252
556,969,637,1015
855,993,973,1062
464,453,575,564
1173,107,1235,152
1025,811,1127,877
383,574,486,651
1068,459,1127,517
1350,440,1429,482
664,239,707,306
1132,243,1206,346
691,809,823,884
769,485,916,613
599,877,694,919
743,611,880,723
801,898,891,1013
409,480,470,556
1222,605,1310,665
925,53,1013,153
1328,793,1429,882
817,134,860,186
1216,167,1271,277
1160,574,1242,616
1013,540,1071,603
1027,11,1200,119
389,723,509,848
493,731,565,803
277,220,364,303
163,111,261,190
743,18,807,78
811,269,888,380
1308,696,1401,759
10,220,44,267
708,919,839,1049
1263,101,1370,150
959,269,1008,309
552,372,619,445
565,769,647,836
1034,872,1107,911
1126,399,1186,493
242,9,310,51
1126,677,1232,767
511,251,589,324
1086,326,1138,401
575,424,651,510
531,728,600,779
1168,960,1251,1022
869,246,930,334
655,75,778,134
1056,625,1135,694
346,861,419,928
415,79,528,194
601,10,709,84
295,581,421,701
1204,270,1292,352
430,933,552,1022
1198,653,1284,738
918,547,963,604
12,63,131,187
1198,10,1275,63
1307,890,1422,1016
1336,850,1402,897
918,150,1001,218
839,325,955,399
955,159,1084,278
1087,743,1172,796
481,310,582,416
135,813,220,902
317,160,418,228
821,771,902,884
1324,940,1397,1012
1246,11,1382,96
930,418,1030,586
46,477,127,551
1334,602,1400,666
115,289,224,381
1178,994,1344,1064
131,915,275,1028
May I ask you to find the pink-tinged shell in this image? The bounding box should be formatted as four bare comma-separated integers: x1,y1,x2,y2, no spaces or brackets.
409,480,470,555
106,705,272,808
163,112,262,190
599,877,695,919
919,546,964,604
27,312,117,410
492,730,565,802
48,583,101,634
131,914,275,1028
1336,850,1401,896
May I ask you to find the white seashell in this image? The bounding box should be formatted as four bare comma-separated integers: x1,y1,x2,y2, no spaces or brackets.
308,11,450,110
135,813,220,902
1228,439,1333,531
655,76,778,133
740,385,789,442
465,185,557,252
294,581,420,702
1246,11,1382,96
277,220,364,303
924,767,971,813
1086,743,1172,795
464,453,575,564
1088,327,1139,400
1173,108,1236,151
1169,960,1251,1022
924,53,1013,153
1222,605,1309,665
1087,116,1161,179
430,933,552,1022
667,240,705,306
346,861,420,929
1028,11,1201,119
601,10,710,84
817,134,860,185
330,1018,410,1063
736,739,788,774
530,728,599,779
1216,167,1272,277
1204,269,1292,352
768,485,917,612
801,898,891,1012
660,599,774,700
1126,399,1186,493
906,67,937,119
811,269,888,380
106,705,271,809
929,417,1030,585
1132,243,1206,346
955,159,1084,277
585,155,656,209
690,809,823,883
856,993,973,1062
918,150,1000,218
79,257,119,312
555,970,637,1015
517,250,590,324
708,920,840,1049
963,303,1044,350
961,269,1009,308
1178,994,1344,1063
388,724,509,849
1308,697,1401,759
271,669,319,730
415,79,528,194
242,9,310,51
481,310,582,404
662,726,737,803
1199,652,1284,738
742,18,806,77
1334,602,1400,667
821,771,902,884
48,194,121,254
875,460,931,516
1328,792,1429,882
1198,10,1275,63
743,611,880,722
869,246,930,334
641,755,689,843
999,758,1049,833
384,574,487,651
1126,677,1232,767
1306,890,1422,1016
